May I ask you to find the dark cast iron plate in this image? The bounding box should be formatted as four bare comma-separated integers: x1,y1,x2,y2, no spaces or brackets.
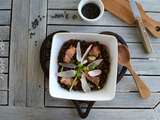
40,31,128,119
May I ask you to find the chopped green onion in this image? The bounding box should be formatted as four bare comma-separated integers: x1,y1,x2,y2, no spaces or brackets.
78,63,84,68
90,64,97,70
76,71,81,78
60,66,64,72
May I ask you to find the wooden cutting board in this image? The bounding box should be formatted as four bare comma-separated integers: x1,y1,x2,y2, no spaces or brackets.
102,0,160,37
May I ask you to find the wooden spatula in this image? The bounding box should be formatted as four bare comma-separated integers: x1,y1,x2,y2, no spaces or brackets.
102,0,135,24
102,0,160,37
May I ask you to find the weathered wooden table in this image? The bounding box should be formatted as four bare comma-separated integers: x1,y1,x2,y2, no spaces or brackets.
0,0,160,119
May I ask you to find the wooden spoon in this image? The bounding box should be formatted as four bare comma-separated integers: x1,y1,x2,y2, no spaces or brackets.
118,44,150,99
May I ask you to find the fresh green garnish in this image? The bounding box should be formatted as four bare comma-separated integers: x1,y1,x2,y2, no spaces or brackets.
76,61,81,65
60,66,64,72
78,63,84,68
75,64,85,78
83,66,89,72
92,64,97,69
76,71,81,78
89,64,97,70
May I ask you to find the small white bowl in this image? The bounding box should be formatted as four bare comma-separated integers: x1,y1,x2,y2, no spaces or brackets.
78,0,104,22
49,32,118,101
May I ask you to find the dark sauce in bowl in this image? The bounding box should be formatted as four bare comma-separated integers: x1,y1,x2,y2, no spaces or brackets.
81,3,100,19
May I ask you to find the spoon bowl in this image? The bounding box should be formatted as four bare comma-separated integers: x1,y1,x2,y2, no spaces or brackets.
118,45,130,65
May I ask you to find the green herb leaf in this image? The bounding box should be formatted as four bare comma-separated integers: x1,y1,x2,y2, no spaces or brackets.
90,64,97,70
76,71,81,78
78,63,83,68
60,66,64,72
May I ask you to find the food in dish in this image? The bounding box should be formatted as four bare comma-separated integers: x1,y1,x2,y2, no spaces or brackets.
57,40,110,92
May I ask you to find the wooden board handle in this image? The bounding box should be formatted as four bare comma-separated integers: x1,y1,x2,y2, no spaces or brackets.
137,17,153,53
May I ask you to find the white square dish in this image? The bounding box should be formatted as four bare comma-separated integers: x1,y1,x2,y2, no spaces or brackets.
49,32,118,101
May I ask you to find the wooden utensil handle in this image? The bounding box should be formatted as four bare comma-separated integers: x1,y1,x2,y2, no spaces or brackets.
127,63,151,99
136,0,160,38
136,17,153,53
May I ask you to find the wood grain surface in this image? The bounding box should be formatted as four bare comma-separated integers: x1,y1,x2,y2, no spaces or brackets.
9,0,30,106
27,0,47,107
0,0,159,119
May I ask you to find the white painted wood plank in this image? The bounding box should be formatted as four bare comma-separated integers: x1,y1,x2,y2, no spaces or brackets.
128,43,160,58
117,76,160,92
0,106,156,120
47,10,127,26
0,74,7,90
48,0,160,12
154,113,160,120
127,59,160,75
155,104,160,111
154,103,160,120
0,26,10,40
9,0,30,106
48,0,80,9
0,42,9,56
94,93,160,108
0,0,11,9
0,91,7,104
0,58,8,73
48,10,160,26
47,25,160,43
27,0,47,107
141,0,160,12
148,13,160,22
45,90,160,108
0,11,10,25
45,93,73,107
